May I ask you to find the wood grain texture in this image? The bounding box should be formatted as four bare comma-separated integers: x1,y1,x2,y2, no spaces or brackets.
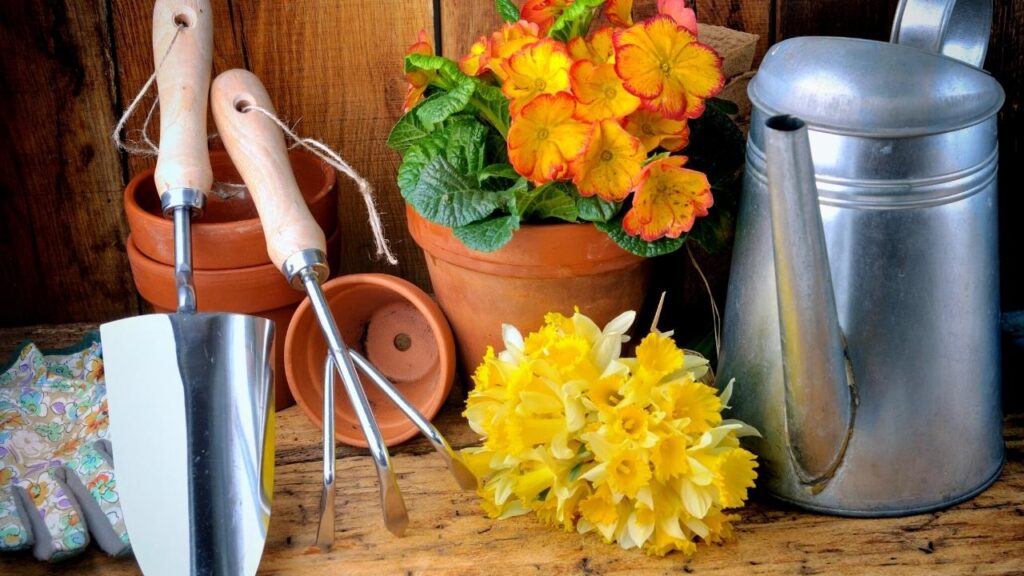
696,0,773,63
776,0,900,40
0,1,135,326
1,324,1022,575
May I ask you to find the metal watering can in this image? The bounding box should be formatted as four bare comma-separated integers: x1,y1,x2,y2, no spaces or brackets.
718,0,1005,516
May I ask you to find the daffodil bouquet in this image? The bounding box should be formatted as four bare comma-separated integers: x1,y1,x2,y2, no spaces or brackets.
389,0,745,255
461,309,759,556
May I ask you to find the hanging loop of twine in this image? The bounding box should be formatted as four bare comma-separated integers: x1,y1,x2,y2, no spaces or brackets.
239,103,398,265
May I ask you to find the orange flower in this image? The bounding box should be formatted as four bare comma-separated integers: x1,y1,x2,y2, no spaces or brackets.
570,60,641,121
657,0,698,35
605,0,634,27
567,27,615,64
614,16,724,120
460,35,492,76
502,39,573,114
488,20,543,82
403,29,433,112
623,108,690,152
572,120,646,201
622,156,713,240
508,93,592,184
521,0,573,35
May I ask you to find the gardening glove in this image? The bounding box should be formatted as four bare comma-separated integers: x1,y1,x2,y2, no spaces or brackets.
0,336,131,561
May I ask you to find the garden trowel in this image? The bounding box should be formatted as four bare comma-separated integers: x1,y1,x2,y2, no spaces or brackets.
100,2,274,574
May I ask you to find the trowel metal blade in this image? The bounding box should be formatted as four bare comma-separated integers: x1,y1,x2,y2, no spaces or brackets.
101,312,275,576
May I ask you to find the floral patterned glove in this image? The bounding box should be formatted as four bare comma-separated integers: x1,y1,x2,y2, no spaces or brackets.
0,335,131,561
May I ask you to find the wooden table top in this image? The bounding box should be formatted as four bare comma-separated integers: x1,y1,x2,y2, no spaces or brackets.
1,324,1021,575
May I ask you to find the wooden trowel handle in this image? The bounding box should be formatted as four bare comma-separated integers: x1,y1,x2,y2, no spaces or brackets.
210,69,327,271
153,0,214,195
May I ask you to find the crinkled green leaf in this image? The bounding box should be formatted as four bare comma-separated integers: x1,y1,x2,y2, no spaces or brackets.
478,163,521,184
387,108,434,153
405,53,462,80
688,191,736,253
595,215,686,257
522,182,578,222
453,214,519,252
576,195,621,223
469,81,512,137
495,0,520,22
416,78,476,125
548,0,605,41
406,155,504,227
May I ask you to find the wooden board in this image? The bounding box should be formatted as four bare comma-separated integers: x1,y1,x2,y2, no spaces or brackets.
1,323,1022,575
776,0,900,41
0,1,135,326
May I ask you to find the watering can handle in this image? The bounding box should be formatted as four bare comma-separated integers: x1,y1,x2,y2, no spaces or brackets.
209,69,328,272
890,0,992,67
152,0,214,195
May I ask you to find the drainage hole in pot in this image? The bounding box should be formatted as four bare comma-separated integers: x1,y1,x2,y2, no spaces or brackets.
394,333,412,352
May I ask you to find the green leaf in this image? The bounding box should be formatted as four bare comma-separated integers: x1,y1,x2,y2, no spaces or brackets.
415,78,476,124
528,184,578,222
685,100,746,189
688,203,736,253
707,97,740,115
404,53,461,79
548,0,605,41
595,215,686,257
469,81,512,138
453,215,519,252
407,155,504,227
495,0,520,22
387,109,434,153
478,163,521,184
576,195,621,223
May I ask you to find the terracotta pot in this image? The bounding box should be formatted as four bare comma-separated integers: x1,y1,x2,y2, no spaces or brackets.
284,274,456,448
126,228,342,410
406,205,652,374
125,149,337,269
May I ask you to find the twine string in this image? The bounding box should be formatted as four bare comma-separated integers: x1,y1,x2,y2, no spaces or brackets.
240,103,398,265
111,23,184,155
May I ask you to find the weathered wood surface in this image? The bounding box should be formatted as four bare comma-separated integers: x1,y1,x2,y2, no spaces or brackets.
1,324,1022,575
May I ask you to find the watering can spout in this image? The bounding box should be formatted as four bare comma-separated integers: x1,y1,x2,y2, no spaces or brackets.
764,115,855,487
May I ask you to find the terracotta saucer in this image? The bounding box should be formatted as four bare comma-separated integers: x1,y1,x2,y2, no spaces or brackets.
284,274,456,447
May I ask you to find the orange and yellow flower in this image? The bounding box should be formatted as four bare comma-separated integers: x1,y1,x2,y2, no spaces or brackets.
403,29,433,112
486,21,543,82
622,156,713,240
568,27,616,64
614,16,724,120
570,60,641,121
623,108,690,152
460,35,493,76
502,39,574,114
508,92,592,184
657,0,698,35
572,120,645,201
520,0,573,35
605,0,634,27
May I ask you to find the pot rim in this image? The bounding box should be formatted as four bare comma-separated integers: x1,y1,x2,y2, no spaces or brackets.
284,273,457,448
405,204,645,278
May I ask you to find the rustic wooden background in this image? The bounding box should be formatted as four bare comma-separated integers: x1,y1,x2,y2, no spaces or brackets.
0,0,1021,328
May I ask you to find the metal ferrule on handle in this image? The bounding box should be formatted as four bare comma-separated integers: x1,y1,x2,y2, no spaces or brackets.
161,188,206,314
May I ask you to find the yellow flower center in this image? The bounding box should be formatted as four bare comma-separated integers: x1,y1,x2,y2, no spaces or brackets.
537,128,550,140
641,123,655,136
615,458,636,477
659,61,672,74
600,150,614,162
535,78,547,90
604,86,617,100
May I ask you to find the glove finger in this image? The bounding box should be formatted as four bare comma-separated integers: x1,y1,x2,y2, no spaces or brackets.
0,485,32,551
63,442,130,557
14,467,89,561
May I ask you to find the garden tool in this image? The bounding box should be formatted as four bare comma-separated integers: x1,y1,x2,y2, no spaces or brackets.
100,2,274,575
0,337,131,561
211,69,474,539
718,0,1003,516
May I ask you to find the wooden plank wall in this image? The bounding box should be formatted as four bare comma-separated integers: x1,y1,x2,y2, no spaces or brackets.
0,0,1021,327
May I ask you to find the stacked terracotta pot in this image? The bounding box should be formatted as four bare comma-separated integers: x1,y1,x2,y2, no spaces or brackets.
123,149,338,409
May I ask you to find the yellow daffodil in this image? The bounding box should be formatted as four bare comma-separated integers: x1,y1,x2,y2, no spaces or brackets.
501,39,573,114
622,156,713,241
614,15,724,119
461,309,758,556
403,29,433,112
568,27,616,64
508,92,591,184
571,120,645,201
570,61,642,122
623,108,690,152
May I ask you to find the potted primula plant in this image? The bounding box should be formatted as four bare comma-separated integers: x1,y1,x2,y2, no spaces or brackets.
390,0,745,371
